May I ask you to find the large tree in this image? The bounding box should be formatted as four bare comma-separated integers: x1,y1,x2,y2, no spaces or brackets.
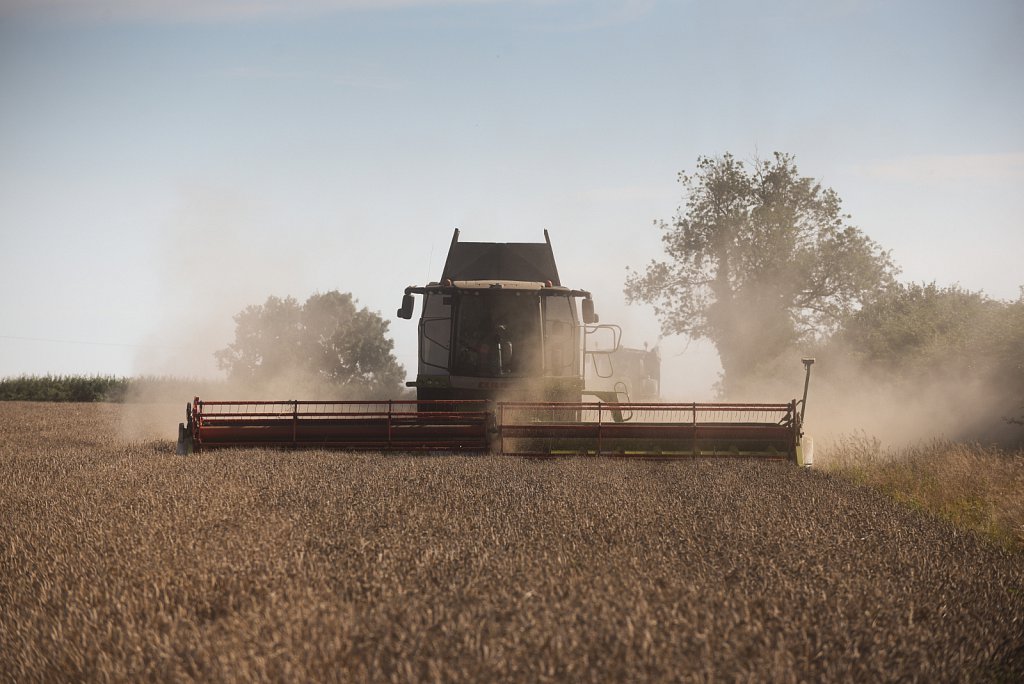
215,290,406,397
626,152,897,392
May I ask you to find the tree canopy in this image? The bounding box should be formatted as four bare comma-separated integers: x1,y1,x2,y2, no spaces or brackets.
835,283,1001,376
626,152,897,392
831,283,1024,433
215,291,406,397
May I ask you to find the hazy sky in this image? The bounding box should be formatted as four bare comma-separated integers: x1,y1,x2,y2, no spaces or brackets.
1,0,1021,397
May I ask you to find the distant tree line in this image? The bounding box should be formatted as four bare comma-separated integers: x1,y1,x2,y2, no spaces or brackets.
0,376,225,403
834,283,1022,382
828,283,1024,424
0,375,131,402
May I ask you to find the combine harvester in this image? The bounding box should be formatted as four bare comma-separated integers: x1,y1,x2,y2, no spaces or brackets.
177,230,815,465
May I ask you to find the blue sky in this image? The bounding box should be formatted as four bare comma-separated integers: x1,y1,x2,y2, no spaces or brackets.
1,0,1021,397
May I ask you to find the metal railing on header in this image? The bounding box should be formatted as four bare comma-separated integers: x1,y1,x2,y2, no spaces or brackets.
189,398,494,451
494,401,799,458
184,398,800,460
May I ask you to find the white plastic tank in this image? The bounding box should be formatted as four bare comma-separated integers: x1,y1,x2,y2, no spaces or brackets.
802,435,814,468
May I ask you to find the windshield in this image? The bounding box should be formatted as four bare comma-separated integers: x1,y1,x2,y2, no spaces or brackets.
450,291,580,379
452,291,541,377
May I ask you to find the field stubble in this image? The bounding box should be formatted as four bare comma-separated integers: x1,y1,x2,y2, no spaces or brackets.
1,402,1022,682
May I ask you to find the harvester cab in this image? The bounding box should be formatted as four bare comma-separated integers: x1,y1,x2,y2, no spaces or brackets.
177,229,815,465
398,229,630,404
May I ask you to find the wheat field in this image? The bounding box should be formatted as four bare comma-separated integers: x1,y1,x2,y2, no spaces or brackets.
1,402,1022,681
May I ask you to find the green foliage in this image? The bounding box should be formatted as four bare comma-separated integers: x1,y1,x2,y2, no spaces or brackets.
0,375,130,402
626,152,897,393
835,282,1001,378
0,376,228,403
829,283,1024,434
215,290,406,397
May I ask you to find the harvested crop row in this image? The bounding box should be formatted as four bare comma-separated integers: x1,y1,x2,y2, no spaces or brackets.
1,402,1021,681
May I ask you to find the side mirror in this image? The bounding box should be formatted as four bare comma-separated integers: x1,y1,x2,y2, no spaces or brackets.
581,297,599,324
397,294,415,319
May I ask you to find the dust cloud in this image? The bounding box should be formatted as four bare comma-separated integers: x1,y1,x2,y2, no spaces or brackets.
707,346,1023,456
811,357,1021,453
121,190,362,441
